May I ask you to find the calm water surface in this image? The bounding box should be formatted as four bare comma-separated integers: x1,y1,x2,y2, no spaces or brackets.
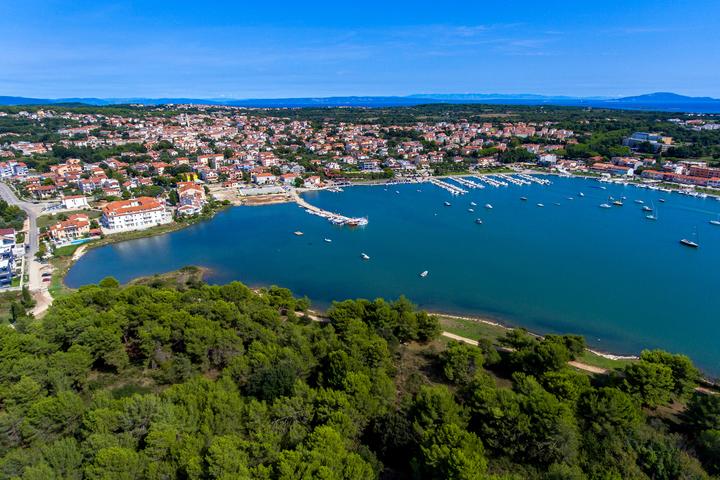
66,177,720,373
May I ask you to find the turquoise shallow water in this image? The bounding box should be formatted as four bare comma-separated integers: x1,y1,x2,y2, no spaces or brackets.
66,176,720,373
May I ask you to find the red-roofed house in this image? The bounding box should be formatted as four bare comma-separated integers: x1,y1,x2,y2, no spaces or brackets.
101,197,172,233
48,214,91,244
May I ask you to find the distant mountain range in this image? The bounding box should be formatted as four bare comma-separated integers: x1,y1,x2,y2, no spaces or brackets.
1,92,719,113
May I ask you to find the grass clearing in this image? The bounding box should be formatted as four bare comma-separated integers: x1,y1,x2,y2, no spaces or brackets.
438,314,635,372
438,315,509,341
578,350,635,370
53,243,83,257
48,256,75,299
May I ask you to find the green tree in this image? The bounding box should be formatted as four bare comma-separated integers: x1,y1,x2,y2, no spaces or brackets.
21,286,35,309
639,349,700,397
276,426,377,480
206,435,252,479
577,387,641,438
415,423,487,480
439,342,484,385
621,361,674,408
85,447,145,480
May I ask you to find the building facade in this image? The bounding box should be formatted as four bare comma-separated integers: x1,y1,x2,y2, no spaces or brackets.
100,197,172,233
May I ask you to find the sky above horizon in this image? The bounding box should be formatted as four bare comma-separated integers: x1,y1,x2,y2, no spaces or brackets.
2,0,719,99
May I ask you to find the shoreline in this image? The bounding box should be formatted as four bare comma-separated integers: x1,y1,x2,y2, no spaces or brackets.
57,174,715,375
432,311,640,362
50,205,231,298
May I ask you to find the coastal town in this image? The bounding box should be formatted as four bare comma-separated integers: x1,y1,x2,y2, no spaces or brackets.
5,1,720,478
0,104,719,308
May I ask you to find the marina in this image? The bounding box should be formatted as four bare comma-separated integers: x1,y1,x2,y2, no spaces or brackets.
472,175,506,187
66,175,720,373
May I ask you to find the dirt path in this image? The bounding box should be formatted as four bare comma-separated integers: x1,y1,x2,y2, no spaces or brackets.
442,331,480,346
441,331,610,375
31,289,53,317
568,360,607,374
301,311,717,393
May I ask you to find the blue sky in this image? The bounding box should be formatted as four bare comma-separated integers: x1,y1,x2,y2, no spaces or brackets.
1,0,719,98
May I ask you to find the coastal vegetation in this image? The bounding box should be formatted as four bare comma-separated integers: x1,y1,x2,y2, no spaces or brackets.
0,199,26,231
0,277,717,478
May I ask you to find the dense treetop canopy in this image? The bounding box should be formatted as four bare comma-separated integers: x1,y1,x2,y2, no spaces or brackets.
0,277,717,479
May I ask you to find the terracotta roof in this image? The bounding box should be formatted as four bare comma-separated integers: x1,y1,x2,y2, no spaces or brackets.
102,197,165,217
49,214,90,234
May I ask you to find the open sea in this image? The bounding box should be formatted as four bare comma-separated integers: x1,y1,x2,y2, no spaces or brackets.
65,176,720,374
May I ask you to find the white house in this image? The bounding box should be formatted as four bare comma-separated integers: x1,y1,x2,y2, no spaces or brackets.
61,194,90,210
101,197,172,233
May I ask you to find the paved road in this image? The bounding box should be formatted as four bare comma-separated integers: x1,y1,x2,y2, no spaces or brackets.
0,182,53,314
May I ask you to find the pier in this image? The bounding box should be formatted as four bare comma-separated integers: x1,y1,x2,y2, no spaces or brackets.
429,178,468,195
471,175,505,187
495,174,530,186
448,176,486,189
292,191,368,226
516,173,551,185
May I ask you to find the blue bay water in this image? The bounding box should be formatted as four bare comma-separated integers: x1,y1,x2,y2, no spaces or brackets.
65,177,720,373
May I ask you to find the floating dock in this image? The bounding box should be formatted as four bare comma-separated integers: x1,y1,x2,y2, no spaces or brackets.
471,175,505,187
448,177,486,189
429,178,468,195
516,173,551,185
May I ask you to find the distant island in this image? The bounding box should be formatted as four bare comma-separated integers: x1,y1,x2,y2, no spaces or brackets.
2,91,720,113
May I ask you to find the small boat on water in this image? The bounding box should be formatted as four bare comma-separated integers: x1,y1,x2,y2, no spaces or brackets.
579,192,585,197
645,201,658,220
659,198,666,203
475,218,483,224
599,203,612,209
361,253,370,260
419,270,429,278
680,227,700,248
395,190,400,194
710,220,720,226
613,200,624,206
568,197,574,200
470,201,477,206
537,203,544,207
324,238,332,243
468,208,475,212
293,231,304,236
520,196,528,201
444,201,452,207
484,203,493,209
635,200,644,204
